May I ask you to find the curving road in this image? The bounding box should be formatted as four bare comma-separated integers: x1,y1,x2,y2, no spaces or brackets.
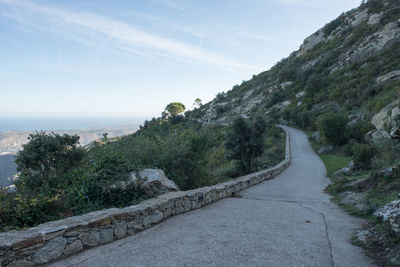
50,126,375,267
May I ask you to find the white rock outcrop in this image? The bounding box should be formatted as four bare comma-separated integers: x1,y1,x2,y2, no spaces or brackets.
368,13,381,25
374,200,400,234
371,100,400,131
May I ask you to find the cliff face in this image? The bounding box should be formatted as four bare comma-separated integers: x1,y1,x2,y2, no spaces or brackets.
191,0,400,134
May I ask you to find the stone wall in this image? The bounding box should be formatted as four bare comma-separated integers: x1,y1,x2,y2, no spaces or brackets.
0,131,290,266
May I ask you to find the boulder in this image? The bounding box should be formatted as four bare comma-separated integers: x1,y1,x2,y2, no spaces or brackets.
355,230,371,244
32,237,67,264
340,191,368,211
348,160,356,171
318,146,333,154
371,100,399,131
130,169,179,197
374,200,400,234
365,130,390,144
347,178,369,190
310,131,320,141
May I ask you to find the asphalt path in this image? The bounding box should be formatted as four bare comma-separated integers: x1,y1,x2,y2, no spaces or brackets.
50,126,375,267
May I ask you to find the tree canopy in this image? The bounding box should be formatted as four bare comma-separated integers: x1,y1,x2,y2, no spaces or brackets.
164,102,186,117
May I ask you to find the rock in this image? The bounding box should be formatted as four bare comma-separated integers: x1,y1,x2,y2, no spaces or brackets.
390,127,400,139
280,81,293,89
296,91,305,98
130,169,179,197
126,219,144,234
297,30,325,56
377,70,400,83
318,146,333,154
63,239,83,255
355,230,370,244
340,192,367,211
310,131,320,142
274,100,291,110
368,13,381,25
371,100,400,131
348,160,355,171
351,9,369,27
348,113,362,127
379,164,399,177
114,221,127,239
365,130,390,144
99,228,114,244
374,200,400,234
143,210,164,228
78,231,100,247
348,178,369,189
32,237,67,264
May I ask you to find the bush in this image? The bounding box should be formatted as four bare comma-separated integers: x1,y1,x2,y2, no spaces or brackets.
225,116,266,174
323,17,344,36
15,132,85,192
352,144,377,170
317,113,349,146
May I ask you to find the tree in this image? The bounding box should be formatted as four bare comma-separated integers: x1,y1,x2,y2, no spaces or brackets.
164,102,186,117
317,113,348,146
15,131,85,191
161,111,169,120
193,98,202,109
225,116,267,174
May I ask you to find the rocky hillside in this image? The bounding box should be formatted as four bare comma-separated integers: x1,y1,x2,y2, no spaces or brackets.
190,0,400,138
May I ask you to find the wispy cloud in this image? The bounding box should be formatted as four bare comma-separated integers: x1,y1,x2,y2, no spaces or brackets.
0,0,258,71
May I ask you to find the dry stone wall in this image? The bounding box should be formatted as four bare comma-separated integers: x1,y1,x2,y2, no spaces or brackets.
0,131,290,266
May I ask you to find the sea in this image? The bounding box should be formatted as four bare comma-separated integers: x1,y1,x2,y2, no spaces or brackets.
0,117,149,132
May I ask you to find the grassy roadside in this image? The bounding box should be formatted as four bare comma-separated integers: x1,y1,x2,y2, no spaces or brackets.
305,130,352,178
306,131,400,266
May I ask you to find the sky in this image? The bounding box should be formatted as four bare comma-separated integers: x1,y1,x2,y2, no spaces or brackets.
0,0,361,119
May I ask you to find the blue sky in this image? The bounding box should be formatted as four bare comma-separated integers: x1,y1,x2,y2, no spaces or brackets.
0,0,361,118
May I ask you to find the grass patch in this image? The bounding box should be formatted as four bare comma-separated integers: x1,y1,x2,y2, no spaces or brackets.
310,141,351,178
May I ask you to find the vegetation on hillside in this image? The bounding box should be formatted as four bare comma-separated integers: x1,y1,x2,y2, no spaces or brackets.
0,108,285,232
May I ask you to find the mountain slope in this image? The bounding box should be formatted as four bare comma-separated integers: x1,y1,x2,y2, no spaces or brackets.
190,0,400,129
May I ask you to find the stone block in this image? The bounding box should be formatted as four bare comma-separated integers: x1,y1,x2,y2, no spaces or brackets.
99,229,114,244
114,221,127,239
32,237,67,264
63,239,83,255
78,231,100,247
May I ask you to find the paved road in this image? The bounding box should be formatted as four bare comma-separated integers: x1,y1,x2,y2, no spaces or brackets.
50,126,375,267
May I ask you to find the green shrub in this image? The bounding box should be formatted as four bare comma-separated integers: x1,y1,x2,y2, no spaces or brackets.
323,17,344,36
317,113,349,146
15,131,85,192
352,144,377,170
225,116,267,174
348,120,375,142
